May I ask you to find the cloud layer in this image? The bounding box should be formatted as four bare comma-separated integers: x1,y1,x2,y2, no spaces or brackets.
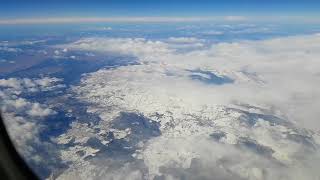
56,34,320,179
64,34,320,131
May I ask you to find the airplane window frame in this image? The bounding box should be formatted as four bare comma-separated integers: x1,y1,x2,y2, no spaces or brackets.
0,113,39,180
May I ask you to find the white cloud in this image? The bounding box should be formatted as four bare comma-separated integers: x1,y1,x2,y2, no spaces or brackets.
0,77,61,118
3,113,39,158
58,34,320,179
167,37,204,44
224,16,248,21
166,37,205,49
230,27,272,34
0,76,65,178
34,77,62,87
0,77,64,93
103,27,112,30
0,78,22,89
7,98,29,109
61,38,172,59
1,83,60,167
27,103,56,117
0,46,21,52
201,30,224,35
1,96,55,118
2,111,61,179
22,78,37,88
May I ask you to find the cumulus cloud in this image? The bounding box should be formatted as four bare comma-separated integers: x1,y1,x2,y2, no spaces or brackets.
2,111,63,178
0,77,61,119
1,97,55,118
0,76,66,177
4,98,29,109
61,38,172,59
3,113,40,158
27,103,56,117
0,77,64,93
0,78,22,89
57,33,320,179
0,77,62,129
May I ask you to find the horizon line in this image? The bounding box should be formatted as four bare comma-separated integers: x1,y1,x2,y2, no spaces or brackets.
0,16,250,25
0,16,319,25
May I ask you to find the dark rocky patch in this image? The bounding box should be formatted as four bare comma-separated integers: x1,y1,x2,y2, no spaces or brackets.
210,131,226,141
286,133,316,150
228,108,291,127
112,112,161,145
238,137,274,157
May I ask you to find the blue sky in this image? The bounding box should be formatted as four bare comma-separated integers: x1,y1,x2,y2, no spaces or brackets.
0,0,320,24
0,0,320,25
